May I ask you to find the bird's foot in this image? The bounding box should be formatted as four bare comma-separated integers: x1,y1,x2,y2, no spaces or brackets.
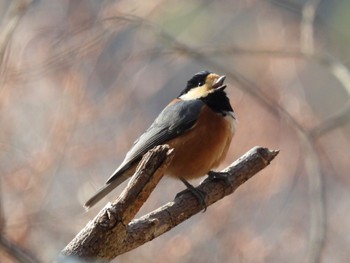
176,178,208,212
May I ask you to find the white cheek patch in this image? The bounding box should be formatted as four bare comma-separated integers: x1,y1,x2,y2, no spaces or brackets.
179,85,210,100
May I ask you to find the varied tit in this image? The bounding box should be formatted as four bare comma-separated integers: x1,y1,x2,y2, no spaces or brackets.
85,71,237,209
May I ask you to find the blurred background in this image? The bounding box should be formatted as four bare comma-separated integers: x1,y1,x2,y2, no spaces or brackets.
0,0,350,262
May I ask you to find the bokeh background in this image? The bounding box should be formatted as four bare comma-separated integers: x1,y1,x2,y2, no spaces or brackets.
0,0,350,262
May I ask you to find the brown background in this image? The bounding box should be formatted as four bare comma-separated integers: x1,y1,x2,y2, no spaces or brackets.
0,0,349,262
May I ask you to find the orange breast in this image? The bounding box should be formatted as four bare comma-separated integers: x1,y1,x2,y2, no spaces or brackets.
166,106,236,180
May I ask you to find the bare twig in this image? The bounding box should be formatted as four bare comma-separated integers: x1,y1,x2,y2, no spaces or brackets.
0,180,4,233
62,146,279,261
301,0,320,55
0,2,41,263
309,60,350,137
0,0,35,81
302,134,325,263
0,235,41,263
310,101,350,137
300,1,325,262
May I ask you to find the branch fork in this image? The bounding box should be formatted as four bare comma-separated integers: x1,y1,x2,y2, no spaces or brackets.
62,145,279,261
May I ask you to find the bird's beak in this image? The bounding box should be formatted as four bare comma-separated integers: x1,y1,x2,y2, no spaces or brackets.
212,75,226,91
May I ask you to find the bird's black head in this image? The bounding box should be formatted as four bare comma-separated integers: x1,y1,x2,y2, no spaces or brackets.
178,71,234,116
178,71,227,100
178,71,211,97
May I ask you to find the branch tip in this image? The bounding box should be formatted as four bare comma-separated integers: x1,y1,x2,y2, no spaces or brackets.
253,146,280,165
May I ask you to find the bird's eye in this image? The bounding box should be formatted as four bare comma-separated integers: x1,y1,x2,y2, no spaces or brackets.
198,82,204,86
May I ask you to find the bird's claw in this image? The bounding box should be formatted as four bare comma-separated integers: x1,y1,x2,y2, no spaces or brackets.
176,178,208,212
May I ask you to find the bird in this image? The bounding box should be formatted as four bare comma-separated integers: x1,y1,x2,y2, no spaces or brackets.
84,70,237,209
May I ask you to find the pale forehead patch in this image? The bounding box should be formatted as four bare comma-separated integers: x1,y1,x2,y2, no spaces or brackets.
179,85,210,100
180,73,220,101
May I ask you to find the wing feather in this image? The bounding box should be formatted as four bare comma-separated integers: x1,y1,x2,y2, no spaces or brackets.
106,99,204,184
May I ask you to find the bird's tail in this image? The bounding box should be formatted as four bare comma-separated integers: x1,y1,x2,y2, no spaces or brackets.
84,172,130,209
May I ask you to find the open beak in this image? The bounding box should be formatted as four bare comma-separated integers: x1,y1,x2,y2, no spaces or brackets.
211,75,226,91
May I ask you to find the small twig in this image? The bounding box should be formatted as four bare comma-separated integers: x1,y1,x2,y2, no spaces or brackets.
0,235,41,263
0,180,4,233
0,0,35,80
310,101,350,137
300,1,326,262
300,0,320,55
302,134,325,263
62,146,279,261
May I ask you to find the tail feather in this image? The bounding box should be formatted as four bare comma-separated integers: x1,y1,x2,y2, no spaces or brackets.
84,173,129,209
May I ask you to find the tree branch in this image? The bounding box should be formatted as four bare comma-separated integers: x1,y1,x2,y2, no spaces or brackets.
61,146,279,261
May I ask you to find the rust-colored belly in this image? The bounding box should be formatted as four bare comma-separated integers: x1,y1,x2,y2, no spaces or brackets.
166,106,235,180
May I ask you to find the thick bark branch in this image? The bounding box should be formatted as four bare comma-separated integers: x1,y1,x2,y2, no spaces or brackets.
62,146,279,262
62,145,174,260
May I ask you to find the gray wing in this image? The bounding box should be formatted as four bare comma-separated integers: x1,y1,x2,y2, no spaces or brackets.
106,99,204,184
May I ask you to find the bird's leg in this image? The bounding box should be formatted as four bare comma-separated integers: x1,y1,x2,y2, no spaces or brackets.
176,177,207,212
207,171,233,189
